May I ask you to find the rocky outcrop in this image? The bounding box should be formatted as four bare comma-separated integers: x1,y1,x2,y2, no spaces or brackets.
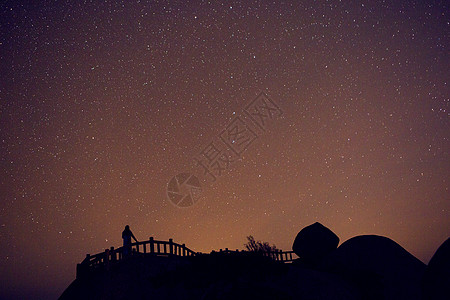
61,226,432,300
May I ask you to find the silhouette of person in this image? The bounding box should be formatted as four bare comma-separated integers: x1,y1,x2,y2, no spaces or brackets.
122,225,137,257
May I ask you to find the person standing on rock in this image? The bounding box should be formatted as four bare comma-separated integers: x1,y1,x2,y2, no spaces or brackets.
122,225,138,257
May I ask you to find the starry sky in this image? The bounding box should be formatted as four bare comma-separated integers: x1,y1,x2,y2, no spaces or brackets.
0,0,448,299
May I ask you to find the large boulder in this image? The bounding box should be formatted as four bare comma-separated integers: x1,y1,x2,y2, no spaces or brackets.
320,235,426,300
292,222,339,266
422,237,450,300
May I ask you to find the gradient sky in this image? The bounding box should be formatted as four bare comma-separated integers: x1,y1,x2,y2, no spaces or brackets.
1,0,448,299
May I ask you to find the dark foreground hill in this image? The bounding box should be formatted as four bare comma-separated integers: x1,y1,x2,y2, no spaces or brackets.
59,224,449,300
60,251,360,300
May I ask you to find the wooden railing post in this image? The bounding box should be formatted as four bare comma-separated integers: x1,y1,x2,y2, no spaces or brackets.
149,237,155,254
77,253,91,279
169,238,173,255
182,244,186,256
105,249,110,269
110,247,115,261
83,253,90,263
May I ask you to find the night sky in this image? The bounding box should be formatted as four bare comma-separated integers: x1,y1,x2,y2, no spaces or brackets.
1,0,448,299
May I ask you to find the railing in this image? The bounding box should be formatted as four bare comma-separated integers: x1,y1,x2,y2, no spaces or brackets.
213,248,297,263
77,238,297,279
77,237,197,279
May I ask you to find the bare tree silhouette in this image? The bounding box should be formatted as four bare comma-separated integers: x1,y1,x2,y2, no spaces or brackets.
244,236,277,253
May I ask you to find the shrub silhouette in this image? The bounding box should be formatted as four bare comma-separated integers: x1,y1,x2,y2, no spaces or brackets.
244,235,277,253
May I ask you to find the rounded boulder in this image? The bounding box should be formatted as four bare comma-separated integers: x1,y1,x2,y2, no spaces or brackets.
292,222,340,265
